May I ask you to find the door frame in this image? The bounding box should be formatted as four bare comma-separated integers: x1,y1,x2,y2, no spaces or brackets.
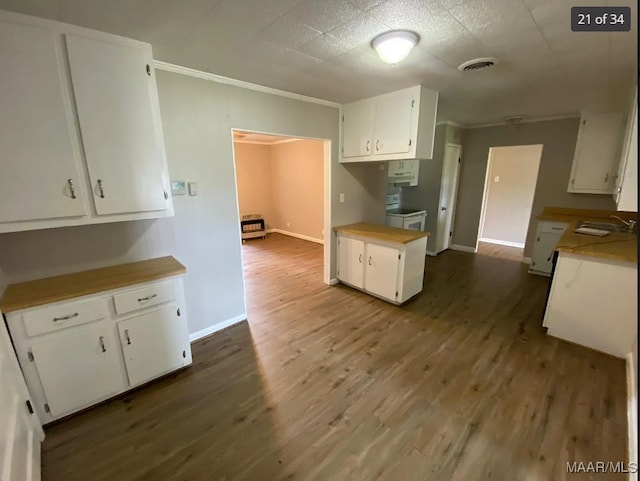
435,143,463,254
475,144,543,252
230,129,332,289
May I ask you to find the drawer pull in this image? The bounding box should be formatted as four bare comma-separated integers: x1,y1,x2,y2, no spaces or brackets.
99,336,106,353
551,227,563,231
137,294,158,303
53,312,79,322
125,329,131,345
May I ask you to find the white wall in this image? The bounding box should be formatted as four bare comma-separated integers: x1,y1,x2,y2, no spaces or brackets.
480,145,543,246
0,69,387,337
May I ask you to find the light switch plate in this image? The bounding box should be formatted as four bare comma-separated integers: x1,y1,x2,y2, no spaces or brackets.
171,180,186,195
188,182,198,196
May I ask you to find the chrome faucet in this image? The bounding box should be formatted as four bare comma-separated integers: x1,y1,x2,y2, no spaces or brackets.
610,215,637,233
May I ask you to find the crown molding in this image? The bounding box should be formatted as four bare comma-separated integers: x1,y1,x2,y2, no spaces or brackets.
465,113,581,129
436,120,465,128
153,61,341,109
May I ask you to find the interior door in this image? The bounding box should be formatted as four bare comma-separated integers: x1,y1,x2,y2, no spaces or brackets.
364,243,400,301
65,34,166,215
0,21,87,224
0,315,43,481
118,305,190,387
337,237,364,288
436,144,462,253
372,90,413,155
30,325,123,417
342,102,373,158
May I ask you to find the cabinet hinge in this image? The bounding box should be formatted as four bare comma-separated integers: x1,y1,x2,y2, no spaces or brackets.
25,400,34,414
177,308,181,317
44,403,50,413
582,119,586,125
342,115,344,122
398,253,401,260
408,139,412,146
146,64,151,76
458,158,461,163
449,231,452,237
182,350,186,358
531,261,535,266
164,190,169,200
411,100,415,108
27,351,34,362
395,291,398,297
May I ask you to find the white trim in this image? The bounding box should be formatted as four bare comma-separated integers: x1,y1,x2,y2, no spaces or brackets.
323,139,332,285
627,351,638,481
330,278,339,286
189,314,247,342
480,238,525,248
270,229,324,244
521,256,531,264
233,138,303,146
426,250,438,256
466,113,581,129
450,244,478,253
436,120,464,128
154,61,340,108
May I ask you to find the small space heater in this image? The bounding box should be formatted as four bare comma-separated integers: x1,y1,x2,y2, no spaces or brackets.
240,214,266,240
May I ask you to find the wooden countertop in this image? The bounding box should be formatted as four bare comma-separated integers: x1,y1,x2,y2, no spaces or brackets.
334,222,430,244
0,256,186,313
536,207,637,263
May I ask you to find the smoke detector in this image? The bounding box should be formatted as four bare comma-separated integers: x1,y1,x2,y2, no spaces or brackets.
457,57,498,72
504,116,525,127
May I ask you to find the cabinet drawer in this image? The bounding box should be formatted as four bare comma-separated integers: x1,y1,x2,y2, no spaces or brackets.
23,298,107,337
113,281,176,316
538,221,569,235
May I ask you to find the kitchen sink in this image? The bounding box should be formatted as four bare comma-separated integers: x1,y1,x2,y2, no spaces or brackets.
575,221,629,233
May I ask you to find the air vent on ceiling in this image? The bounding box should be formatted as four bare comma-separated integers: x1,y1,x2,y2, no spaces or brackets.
458,57,498,72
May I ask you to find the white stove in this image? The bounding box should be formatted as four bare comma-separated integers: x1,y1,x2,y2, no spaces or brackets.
385,194,427,231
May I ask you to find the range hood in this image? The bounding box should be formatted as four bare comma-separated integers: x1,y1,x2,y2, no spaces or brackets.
387,160,419,186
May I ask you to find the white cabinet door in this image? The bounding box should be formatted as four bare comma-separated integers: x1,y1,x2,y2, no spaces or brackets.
569,113,625,193
0,21,86,224
337,237,365,288
342,102,373,158
118,305,190,387
65,34,167,215
0,314,43,481
30,324,123,417
530,232,561,274
364,243,400,301
372,89,413,156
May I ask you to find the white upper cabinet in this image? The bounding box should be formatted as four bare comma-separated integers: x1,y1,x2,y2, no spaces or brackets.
614,89,637,211
341,85,438,163
0,11,173,234
342,102,373,158
0,22,87,224
568,112,625,194
66,34,167,215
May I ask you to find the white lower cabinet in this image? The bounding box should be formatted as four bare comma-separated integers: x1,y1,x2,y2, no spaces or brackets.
30,324,122,417
337,233,427,304
5,277,191,424
529,221,569,276
118,305,191,386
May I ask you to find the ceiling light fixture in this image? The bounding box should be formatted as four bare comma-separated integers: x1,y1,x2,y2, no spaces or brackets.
371,30,419,65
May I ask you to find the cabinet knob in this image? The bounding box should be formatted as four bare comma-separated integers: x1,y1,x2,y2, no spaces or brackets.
368,256,373,266
358,254,362,263
375,140,380,152
365,140,370,153
99,336,106,353
441,206,447,211
67,179,77,199
97,179,105,198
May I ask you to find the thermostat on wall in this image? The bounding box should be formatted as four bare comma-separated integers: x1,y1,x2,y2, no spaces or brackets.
171,180,187,195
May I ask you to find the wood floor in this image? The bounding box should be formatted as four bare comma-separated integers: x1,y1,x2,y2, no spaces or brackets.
42,233,628,481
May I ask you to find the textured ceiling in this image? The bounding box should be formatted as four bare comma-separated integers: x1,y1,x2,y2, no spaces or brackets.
0,0,636,125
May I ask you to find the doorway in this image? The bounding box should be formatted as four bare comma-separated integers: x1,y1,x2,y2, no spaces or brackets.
477,144,543,251
435,143,462,254
231,130,331,286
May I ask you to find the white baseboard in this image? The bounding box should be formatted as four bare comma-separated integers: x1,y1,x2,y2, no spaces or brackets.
426,250,438,257
450,244,478,254
270,228,324,245
330,278,339,286
627,351,638,480
480,237,525,248
521,256,531,264
189,313,247,342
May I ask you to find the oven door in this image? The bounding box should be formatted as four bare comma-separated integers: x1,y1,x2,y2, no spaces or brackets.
403,217,424,231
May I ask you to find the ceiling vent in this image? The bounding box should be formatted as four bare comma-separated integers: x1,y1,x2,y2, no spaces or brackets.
458,57,498,72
